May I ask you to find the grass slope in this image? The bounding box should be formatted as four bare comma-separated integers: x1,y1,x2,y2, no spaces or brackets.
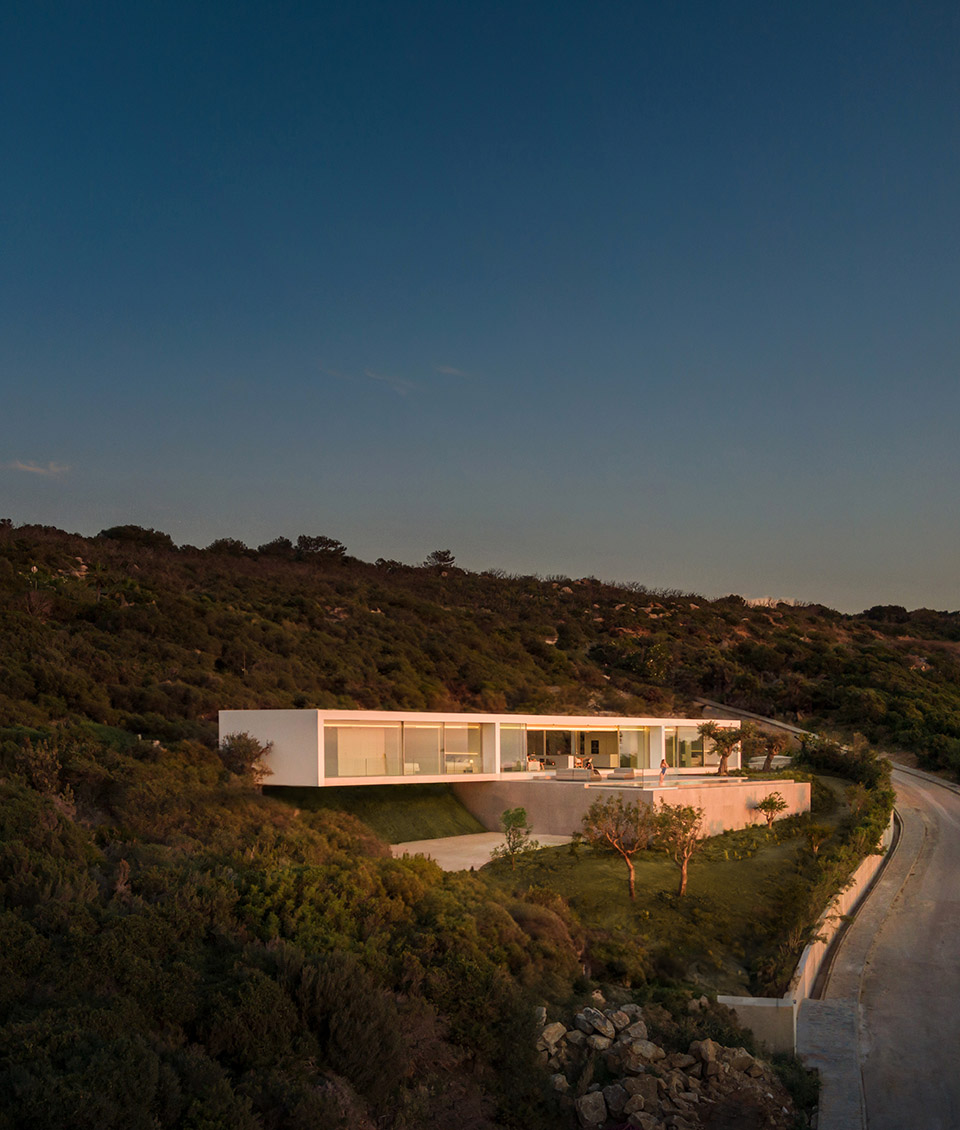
266,783,485,843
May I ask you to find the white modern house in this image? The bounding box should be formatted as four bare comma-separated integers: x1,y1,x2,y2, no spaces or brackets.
217,708,742,787
217,709,811,836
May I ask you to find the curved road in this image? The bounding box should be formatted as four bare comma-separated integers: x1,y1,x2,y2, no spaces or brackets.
858,768,960,1129
801,765,960,1129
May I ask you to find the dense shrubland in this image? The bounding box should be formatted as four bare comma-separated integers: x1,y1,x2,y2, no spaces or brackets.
0,728,581,1128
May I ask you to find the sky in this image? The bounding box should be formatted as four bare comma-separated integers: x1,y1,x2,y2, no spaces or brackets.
2,1,958,613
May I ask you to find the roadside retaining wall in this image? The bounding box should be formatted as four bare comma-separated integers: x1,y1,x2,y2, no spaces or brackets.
718,814,896,1053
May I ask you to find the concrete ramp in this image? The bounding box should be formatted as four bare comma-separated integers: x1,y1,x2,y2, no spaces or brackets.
391,832,572,870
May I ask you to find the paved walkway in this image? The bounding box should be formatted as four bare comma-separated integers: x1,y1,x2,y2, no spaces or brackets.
797,764,960,1130
391,831,572,870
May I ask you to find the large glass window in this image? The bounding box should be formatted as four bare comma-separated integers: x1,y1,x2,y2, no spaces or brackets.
701,730,721,767
403,724,442,775
545,730,572,764
324,724,402,777
677,726,705,768
619,727,651,769
579,729,618,768
443,723,482,774
664,727,677,767
500,723,527,771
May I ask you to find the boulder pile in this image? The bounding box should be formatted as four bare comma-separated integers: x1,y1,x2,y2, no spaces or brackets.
535,1001,803,1129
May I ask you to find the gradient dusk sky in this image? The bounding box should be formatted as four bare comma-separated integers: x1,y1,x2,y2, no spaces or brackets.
2,2,958,612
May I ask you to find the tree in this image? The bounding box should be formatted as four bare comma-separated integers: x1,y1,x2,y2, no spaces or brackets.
698,721,742,776
580,794,656,900
755,791,788,828
218,732,273,786
257,536,294,557
760,731,791,772
654,801,704,896
423,549,456,571
98,524,175,550
741,724,791,772
490,807,539,869
804,823,832,855
206,537,251,556
296,534,347,560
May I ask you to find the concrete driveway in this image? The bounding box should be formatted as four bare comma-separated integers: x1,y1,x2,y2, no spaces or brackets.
391,832,572,870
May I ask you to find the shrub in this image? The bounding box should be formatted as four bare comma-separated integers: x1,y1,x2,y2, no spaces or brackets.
283,950,407,1105
218,732,273,785
491,807,540,870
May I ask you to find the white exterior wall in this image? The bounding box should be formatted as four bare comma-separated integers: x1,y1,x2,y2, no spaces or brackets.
649,726,666,766
218,709,322,786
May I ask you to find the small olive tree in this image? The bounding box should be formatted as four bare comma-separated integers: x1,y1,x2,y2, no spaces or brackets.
804,823,833,856
698,721,742,776
581,794,656,900
654,801,705,897
760,731,791,771
490,807,540,869
755,791,788,827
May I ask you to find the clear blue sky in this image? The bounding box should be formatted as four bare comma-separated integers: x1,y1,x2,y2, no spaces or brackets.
2,1,958,612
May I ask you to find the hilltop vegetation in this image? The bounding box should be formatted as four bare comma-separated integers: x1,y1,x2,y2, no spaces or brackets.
1,520,958,775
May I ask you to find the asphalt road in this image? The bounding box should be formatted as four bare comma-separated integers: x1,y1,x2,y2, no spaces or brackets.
799,765,960,1129
856,768,960,1130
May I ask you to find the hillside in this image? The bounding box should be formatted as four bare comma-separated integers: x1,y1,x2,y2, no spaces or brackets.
0,520,906,1127
1,521,958,776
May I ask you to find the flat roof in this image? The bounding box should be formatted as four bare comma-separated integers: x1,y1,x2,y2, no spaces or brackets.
221,708,739,727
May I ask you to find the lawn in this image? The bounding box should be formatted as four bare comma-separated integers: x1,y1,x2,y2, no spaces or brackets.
265,782,486,842
477,775,852,997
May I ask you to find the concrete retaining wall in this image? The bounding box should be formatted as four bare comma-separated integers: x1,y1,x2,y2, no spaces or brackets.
452,777,810,838
719,814,895,1053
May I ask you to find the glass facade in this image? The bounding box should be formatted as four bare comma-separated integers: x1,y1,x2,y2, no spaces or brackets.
500,723,527,771
664,727,676,767
677,726,704,768
664,726,715,768
324,721,483,778
442,722,483,774
403,723,442,775
618,727,652,769
319,718,729,778
324,723,402,778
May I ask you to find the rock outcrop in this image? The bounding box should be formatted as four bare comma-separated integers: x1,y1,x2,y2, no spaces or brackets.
535,1001,801,1129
